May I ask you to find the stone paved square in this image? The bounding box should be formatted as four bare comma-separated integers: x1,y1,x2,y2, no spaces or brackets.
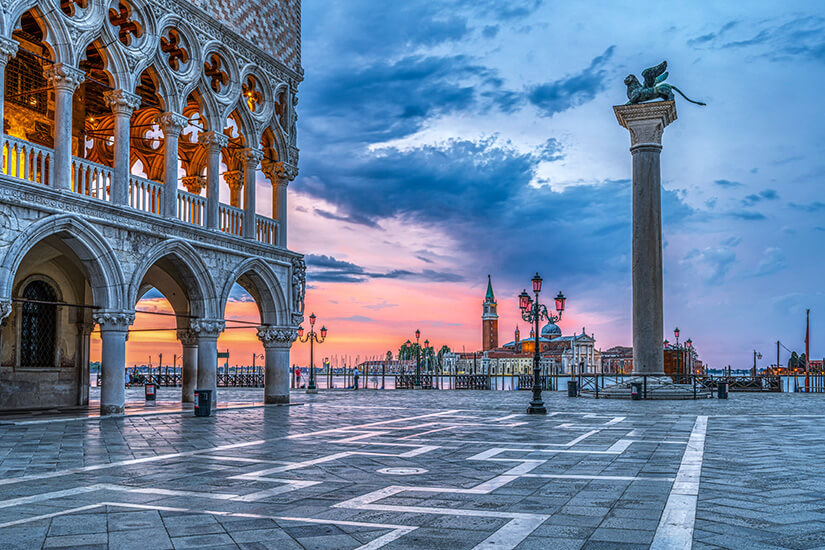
1,389,824,549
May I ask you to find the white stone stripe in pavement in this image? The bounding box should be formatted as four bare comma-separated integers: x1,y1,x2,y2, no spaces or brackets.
651,415,708,550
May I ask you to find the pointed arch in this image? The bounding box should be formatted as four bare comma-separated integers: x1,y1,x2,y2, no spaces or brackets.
127,238,218,320
220,257,287,326
0,214,125,310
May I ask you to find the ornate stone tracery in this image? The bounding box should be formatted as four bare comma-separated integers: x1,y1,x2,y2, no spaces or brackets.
256,326,297,349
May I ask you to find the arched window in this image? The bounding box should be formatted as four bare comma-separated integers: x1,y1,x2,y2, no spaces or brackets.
20,280,57,367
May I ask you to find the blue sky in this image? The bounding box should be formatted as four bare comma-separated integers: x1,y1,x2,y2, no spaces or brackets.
285,1,825,369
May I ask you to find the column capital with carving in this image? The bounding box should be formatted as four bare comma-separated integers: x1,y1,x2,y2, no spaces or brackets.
190,318,225,339
238,148,265,169
44,63,85,93
257,326,297,349
261,160,298,186
93,310,135,332
224,170,243,190
0,36,18,64
613,101,677,149
177,328,199,347
156,112,189,137
181,175,206,194
198,130,229,150
104,89,142,116
0,299,11,327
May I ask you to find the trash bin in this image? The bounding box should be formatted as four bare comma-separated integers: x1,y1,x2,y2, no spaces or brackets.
567,380,577,397
631,382,642,400
717,381,728,399
194,389,213,417
144,382,156,401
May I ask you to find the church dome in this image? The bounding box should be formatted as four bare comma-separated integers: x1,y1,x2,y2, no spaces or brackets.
541,322,561,338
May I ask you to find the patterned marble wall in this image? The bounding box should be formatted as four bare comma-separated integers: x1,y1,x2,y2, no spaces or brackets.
193,0,302,73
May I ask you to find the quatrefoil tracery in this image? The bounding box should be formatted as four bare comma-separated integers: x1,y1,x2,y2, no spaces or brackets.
108,1,143,47
60,0,88,17
160,29,189,72
204,53,229,94
242,75,262,113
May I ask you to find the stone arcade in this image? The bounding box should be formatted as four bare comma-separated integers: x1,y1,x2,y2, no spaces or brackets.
0,0,304,414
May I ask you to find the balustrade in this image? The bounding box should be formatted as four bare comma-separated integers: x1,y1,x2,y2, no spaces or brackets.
2,135,52,187
72,157,113,202
129,175,162,214
177,189,206,226
219,203,244,236
255,214,278,245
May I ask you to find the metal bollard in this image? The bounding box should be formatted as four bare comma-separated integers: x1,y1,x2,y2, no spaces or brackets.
144,382,156,401
631,382,642,400
567,380,577,397
717,381,728,399
194,389,213,417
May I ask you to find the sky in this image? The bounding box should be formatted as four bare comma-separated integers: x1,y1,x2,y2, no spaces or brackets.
117,1,825,371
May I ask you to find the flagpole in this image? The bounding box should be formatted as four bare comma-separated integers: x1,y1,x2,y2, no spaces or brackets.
805,309,810,392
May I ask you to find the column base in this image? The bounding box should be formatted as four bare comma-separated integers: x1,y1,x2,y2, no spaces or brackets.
306,388,318,394
265,395,290,404
100,404,124,416
414,385,422,390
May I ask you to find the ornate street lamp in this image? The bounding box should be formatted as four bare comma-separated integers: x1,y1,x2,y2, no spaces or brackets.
414,329,422,389
519,273,565,414
297,312,327,394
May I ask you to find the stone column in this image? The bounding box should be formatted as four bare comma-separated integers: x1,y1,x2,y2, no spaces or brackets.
177,328,198,403
257,327,297,404
0,37,19,137
157,112,188,219
77,321,94,406
44,64,85,191
93,311,134,415
224,170,243,207
103,90,141,205
191,318,224,411
262,160,297,247
0,299,11,365
198,131,229,230
239,148,264,239
614,101,677,376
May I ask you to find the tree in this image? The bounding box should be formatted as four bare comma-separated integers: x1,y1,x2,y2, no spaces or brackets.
437,345,451,368
385,350,393,362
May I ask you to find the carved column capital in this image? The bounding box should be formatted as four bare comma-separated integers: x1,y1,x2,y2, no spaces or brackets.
104,89,142,116
613,101,677,149
257,326,297,349
93,310,135,332
261,160,297,185
181,175,206,194
156,112,189,137
0,299,11,327
177,328,198,346
224,170,243,190
44,63,85,92
198,130,229,151
238,148,265,169
190,318,225,339
0,36,18,63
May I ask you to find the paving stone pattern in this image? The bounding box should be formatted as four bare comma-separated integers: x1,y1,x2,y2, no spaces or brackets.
0,389,822,549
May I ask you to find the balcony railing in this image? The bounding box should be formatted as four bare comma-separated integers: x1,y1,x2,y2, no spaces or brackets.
1,134,281,247
219,203,244,236
177,189,206,226
2,135,52,187
72,157,112,202
129,175,162,215
256,214,278,245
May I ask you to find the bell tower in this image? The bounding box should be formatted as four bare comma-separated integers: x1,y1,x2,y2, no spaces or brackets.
482,275,498,351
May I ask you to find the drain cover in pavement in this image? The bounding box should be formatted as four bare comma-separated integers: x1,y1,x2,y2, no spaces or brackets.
376,467,428,475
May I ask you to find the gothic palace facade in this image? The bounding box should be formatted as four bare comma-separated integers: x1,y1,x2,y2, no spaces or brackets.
0,0,304,413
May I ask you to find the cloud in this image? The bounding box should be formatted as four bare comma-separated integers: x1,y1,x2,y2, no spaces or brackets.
750,247,788,277
364,300,399,311
527,46,615,117
729,211,767,221
681,246,737,285
331,315,377,323
714,179,742,187
314,208,382,229
742,189,779,206
790,201,825,212
305,254,464,284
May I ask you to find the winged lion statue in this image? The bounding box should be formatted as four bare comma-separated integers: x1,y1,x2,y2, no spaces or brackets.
624,61,706,106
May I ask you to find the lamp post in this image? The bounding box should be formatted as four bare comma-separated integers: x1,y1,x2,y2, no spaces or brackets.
297,313,327,394
414,329,422,389
519,273,565,415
